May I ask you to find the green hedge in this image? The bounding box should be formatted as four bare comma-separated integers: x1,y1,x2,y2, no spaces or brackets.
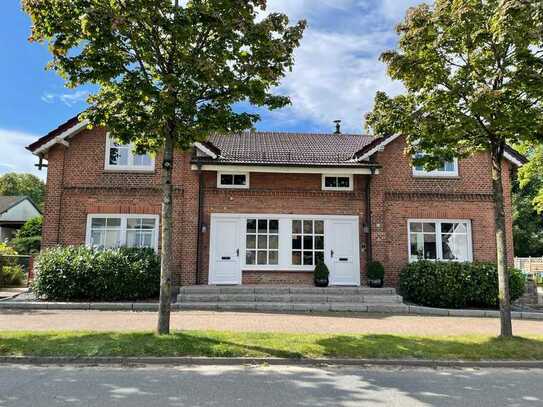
33,246,160,301
399,261,525,309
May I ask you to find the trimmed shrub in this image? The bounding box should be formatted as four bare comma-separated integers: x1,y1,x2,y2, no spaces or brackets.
399,261,525,309
314,260,330,286
33,246,160,301
367,261,385,281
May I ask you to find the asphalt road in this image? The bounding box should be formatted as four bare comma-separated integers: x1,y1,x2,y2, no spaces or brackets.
1,365,543,406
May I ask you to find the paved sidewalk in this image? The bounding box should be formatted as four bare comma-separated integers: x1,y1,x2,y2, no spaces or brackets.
1,309,543,335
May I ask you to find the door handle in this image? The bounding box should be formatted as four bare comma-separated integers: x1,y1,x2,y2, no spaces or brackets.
236,249,239,257
331,249,334,258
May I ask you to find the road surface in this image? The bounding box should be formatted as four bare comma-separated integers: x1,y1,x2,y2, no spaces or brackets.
1,364,543,406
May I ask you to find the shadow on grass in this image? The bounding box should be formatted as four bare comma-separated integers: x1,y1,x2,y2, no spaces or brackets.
0,331,305,358
1,332,543,360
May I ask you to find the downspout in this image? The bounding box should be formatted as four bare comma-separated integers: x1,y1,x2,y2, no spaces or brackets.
365,168,374,264
195,162,205,285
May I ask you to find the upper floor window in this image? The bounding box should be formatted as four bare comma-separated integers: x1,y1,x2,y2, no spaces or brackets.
105,135,154,171
218,172,249,189
322,175,353,191
412,153,458,177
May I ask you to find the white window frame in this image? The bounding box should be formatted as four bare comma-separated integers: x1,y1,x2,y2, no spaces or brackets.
104,134,155,172
412,157,459,178
321,174,354,191
244,218,280,266
407,219,473,263
217,172,250,189
291,219,325,267
85,214,160,252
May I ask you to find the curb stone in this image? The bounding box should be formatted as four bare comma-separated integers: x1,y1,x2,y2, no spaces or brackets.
1,356,543,369
1,301,543,320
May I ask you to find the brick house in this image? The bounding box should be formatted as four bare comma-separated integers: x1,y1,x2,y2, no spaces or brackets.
26,116,525,288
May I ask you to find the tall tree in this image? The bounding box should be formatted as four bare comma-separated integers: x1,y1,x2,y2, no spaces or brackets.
514,143,543,257
0,173,45,209
23,0,306,334
365,0,543,337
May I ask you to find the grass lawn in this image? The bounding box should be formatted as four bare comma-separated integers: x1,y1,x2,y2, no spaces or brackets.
1,331,543,360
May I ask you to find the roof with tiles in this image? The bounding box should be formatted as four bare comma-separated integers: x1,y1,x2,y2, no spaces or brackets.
199,131,378,166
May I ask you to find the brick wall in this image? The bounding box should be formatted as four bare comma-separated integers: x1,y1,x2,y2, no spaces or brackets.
40,127,516,287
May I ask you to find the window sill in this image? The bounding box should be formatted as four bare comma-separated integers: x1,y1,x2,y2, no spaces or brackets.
103,169,156,174
242,267,315,272
411,175,460,180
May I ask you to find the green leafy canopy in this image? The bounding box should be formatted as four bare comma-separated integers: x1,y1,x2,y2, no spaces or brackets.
365,0,543,168
23,0,306,151
0,173,45,209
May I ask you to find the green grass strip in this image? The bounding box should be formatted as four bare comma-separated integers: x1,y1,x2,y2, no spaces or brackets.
1,331,543,360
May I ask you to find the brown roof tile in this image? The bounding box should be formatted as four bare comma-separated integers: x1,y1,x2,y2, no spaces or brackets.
199,131,378,166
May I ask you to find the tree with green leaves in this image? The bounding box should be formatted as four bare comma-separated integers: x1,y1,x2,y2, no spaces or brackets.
23,0,306,334
0,173,45,209
365,0,543,337
514,143,543,257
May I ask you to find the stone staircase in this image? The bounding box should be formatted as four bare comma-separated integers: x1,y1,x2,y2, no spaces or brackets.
176,286,407,313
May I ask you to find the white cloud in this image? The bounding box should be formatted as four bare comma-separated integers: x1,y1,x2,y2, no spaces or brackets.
0,129,46,180
41,90,89,107
255,0,419,133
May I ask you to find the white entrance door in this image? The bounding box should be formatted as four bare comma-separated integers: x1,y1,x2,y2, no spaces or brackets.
209,216,242,285
328,219,360,286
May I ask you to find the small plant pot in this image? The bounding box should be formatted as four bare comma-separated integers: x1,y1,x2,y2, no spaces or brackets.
314,277,329,287
368,278,383,288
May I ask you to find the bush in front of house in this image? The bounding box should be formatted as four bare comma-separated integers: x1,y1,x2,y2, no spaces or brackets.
0,243,25,287
399,261,525,309
9,215,42,254
32,246,160,301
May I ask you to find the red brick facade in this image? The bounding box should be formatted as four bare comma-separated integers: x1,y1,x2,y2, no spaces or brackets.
40,127,515,287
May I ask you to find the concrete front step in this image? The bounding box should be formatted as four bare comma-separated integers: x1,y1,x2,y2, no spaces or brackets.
175,302,409,313
179,286,396,295
178,292,403,304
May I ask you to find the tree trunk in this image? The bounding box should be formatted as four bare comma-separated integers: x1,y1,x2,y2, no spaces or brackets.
491,145,513,338
157,130,174,335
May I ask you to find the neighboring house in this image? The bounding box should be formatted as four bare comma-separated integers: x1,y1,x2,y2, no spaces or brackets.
0,196,41,242
26,116,526,287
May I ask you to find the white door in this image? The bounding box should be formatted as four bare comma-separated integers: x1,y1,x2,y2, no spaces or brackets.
328,219,360,286
209,217,242,285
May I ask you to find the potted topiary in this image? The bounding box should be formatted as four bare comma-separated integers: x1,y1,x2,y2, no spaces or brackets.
314,260,330,287
367,261,385,288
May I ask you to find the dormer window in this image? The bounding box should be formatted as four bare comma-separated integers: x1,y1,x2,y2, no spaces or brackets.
105,134,154,171
412,153,458,177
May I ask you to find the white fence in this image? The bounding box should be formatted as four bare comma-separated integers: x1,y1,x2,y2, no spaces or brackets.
515,257,543,275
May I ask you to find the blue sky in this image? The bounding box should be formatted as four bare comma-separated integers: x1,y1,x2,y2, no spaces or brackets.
0,0,422,179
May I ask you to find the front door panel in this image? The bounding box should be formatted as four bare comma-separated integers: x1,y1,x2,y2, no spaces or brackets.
209,217,241,285
329,219,360,286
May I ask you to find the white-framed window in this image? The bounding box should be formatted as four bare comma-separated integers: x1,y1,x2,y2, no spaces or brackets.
291,219,325,266
408,219,472,262
322,175,353,191
86,214,159,251
217,172,250,189
105,134,155,171
412,153,458,177
245,218,279,265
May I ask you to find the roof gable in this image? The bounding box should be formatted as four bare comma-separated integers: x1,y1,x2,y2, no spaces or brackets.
0,196,41,216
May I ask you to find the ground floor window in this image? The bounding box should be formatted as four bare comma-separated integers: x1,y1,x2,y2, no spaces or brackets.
86,214,159,251
291,219,325,266
408,219,472,262
245,218,279,265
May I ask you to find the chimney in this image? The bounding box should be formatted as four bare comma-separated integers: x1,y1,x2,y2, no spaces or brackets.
333,120,342,134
